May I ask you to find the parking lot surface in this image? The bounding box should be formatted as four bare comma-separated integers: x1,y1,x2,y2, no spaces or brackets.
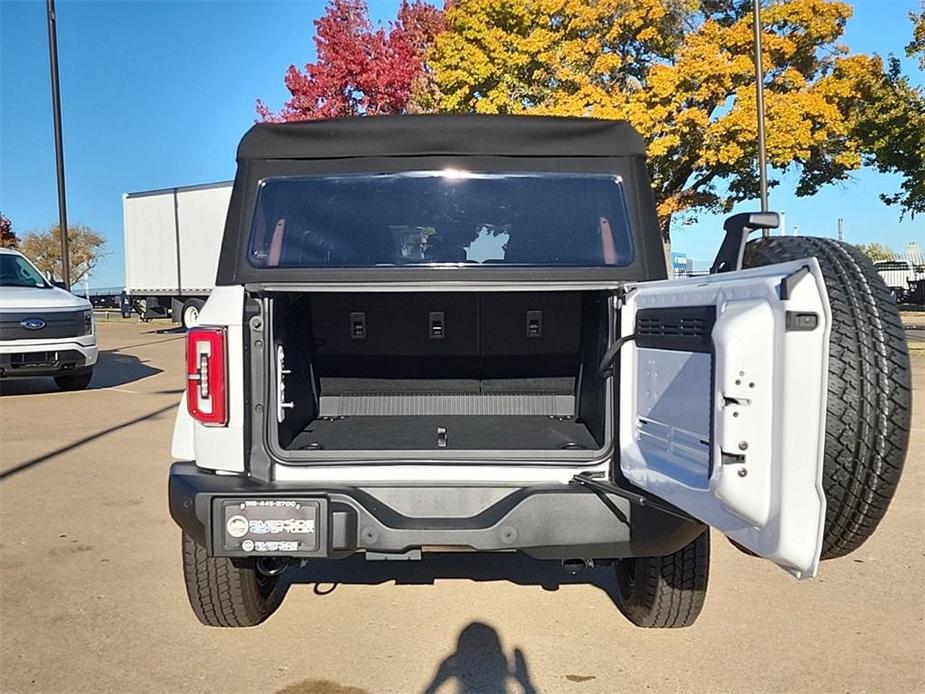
1,320,923,694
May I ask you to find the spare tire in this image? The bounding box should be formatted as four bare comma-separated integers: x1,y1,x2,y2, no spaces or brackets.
744,236,911,560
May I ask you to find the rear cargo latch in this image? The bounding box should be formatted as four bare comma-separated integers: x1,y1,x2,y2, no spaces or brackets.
526,310,542,338
350,312,367,340
429,312,445,339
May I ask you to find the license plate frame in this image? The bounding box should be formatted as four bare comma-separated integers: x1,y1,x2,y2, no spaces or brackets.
216,497,327,556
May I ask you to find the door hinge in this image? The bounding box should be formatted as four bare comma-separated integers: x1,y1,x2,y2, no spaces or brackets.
615,284,636,308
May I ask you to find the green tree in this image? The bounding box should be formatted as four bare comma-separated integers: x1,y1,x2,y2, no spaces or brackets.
908,2,925,69
423,0,925,239
847,56,925,219
0,213,17,249
20,224,107,284
854,243,896,263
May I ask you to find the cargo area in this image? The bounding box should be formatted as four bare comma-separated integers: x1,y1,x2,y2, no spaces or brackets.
269,291,612,457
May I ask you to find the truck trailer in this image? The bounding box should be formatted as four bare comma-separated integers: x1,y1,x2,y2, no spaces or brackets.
122,181,231,328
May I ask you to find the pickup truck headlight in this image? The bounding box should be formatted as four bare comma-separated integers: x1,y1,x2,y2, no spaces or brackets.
82,309,94,336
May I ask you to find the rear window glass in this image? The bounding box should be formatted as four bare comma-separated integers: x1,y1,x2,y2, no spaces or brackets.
248,172,635,268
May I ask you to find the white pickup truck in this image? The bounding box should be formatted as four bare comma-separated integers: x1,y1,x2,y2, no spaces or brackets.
0,248,97,390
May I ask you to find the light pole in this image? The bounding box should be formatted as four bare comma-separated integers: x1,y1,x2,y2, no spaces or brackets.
752,0,770,231
47,0,70,289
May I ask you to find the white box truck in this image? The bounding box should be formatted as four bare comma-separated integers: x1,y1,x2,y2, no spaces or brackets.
122,181,232,328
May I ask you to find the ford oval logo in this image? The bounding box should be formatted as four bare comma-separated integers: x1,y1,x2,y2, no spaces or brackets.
20,318,46,331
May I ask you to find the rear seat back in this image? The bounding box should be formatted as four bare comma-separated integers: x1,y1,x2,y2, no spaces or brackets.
312,293,479,378
311,292,583,382
479,292,581,378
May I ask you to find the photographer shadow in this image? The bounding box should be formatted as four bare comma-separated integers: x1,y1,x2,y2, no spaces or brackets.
423,621,537,694
281,552,625,693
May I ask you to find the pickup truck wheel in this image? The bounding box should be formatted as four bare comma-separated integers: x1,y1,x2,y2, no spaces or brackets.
54,371,93,391
181,533,285,627
181,299,205,331
613,530,709,628
745,236,911,560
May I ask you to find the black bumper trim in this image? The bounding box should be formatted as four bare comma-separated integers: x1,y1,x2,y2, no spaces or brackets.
169,462,704,561
0,349,88,378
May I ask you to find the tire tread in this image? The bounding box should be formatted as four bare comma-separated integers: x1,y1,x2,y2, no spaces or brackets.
745,237,911,559
615,531,709,628
181,532,282,627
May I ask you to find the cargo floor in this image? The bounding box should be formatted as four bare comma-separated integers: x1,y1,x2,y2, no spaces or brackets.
287,415,599,451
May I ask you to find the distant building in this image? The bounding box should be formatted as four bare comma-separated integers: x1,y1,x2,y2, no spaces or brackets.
906,241,923,267
671,252,693,277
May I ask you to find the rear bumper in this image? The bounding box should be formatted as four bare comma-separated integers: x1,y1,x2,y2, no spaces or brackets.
169,462,705,561
0,339,97,378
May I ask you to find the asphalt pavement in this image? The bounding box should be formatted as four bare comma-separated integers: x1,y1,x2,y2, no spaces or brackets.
1,320,923,693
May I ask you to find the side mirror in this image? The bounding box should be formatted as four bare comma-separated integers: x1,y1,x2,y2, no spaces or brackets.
710,212,780,274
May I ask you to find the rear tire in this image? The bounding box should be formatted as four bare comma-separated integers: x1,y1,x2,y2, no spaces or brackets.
613,531,709,628
180,299,205,330
745,236,911,559
181,532,285,627
54,370,92,391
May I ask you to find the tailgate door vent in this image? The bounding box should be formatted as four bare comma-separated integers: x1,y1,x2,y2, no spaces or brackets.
635,306,716,353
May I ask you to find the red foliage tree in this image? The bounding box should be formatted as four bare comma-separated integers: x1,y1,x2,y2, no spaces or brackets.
256,0,445,122
0,212,17,249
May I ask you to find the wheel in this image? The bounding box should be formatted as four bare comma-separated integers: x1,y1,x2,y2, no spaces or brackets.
181,532,285,627
613,530,709,628
54,370,93,391
180,299,205,330
745,236,911,559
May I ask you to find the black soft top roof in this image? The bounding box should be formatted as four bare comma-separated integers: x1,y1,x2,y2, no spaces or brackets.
237,114,646,161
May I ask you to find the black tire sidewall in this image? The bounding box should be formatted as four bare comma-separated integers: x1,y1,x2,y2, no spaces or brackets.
54,370,93,391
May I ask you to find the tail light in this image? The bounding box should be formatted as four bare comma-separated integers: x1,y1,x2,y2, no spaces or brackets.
186,328,227,426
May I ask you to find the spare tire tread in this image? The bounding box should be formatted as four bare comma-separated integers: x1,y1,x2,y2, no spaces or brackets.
745,237,911,560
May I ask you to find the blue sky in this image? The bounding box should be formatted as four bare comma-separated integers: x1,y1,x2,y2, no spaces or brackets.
1,0,922,288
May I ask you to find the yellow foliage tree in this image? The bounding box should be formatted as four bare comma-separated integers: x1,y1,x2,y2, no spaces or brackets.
422,0,920,239
20,224,107,285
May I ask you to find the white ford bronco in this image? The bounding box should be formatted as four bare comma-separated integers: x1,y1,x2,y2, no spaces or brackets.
169,115,911,628
0,247,96,390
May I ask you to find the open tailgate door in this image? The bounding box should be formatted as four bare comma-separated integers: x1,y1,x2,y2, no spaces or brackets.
619,259,830,578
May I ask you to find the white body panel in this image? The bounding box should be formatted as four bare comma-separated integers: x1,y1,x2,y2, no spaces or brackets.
272,460,611,484
123,183,231,295
0,285,92,311
190,285,246,472
171,392,195,461
621,260,830,578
